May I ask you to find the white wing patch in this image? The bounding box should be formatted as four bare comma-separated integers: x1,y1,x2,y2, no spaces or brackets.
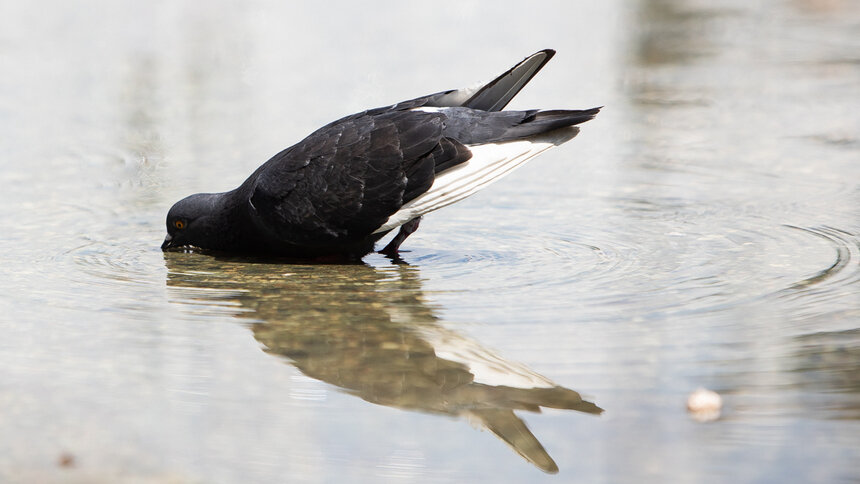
410,106,447,113
374,132,571,234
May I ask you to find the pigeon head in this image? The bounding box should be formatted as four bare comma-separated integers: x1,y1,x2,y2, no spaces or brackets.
161,193,224,251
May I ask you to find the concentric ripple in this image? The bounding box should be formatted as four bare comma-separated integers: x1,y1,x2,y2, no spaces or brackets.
782,226,860,291
403,229,639,294
29,198,170,317
775,225,860,324
66,239,157,288
385,196,860,326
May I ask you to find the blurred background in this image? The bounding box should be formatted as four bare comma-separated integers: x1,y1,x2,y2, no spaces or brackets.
0,0,858,482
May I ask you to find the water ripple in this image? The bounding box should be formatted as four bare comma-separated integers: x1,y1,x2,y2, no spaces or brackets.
41,228,167,316
399,202,860,326
782,226,859,291
406,228,639,295
69,240,156,288
775,226,860,325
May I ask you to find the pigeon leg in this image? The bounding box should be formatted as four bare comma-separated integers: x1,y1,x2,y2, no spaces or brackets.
379,217,421,255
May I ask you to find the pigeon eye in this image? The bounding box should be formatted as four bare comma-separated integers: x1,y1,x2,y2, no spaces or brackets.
174,220,186,230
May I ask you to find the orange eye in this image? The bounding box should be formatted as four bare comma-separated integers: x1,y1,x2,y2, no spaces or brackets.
174,220,186,230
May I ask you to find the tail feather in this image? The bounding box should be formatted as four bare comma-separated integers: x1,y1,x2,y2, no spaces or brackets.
501,107,602,142
526,107,602,128
428,50,556,111
463,49,556,112
372,51,600,234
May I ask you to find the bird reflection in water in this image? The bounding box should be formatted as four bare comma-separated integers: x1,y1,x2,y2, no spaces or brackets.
163,253,601,473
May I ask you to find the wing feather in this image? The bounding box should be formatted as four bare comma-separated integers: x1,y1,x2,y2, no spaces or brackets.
247,110,468,247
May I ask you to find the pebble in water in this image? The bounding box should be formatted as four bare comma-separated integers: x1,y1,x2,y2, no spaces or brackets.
687,388,722,422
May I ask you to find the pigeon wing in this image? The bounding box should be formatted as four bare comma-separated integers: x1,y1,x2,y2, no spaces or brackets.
246,110,470,248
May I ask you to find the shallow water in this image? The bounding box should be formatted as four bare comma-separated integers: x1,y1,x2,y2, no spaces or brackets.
1,0,859,482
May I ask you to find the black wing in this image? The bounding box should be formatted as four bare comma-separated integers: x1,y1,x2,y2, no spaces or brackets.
247,109,471,247
242,49,570,250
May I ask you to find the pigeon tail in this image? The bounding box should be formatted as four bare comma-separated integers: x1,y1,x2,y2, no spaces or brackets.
428,50,556,111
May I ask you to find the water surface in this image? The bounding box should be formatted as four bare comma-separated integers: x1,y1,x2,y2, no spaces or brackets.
1,0,859,482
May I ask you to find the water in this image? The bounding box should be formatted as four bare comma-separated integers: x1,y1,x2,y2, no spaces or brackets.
1,0,859,482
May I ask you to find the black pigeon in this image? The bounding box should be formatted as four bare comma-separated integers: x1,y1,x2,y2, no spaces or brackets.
162,49,600,259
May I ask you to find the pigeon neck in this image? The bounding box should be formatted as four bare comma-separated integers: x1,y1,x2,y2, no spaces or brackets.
191,190,250,252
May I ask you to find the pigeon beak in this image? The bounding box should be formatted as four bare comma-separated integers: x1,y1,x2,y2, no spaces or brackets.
161,234,174,250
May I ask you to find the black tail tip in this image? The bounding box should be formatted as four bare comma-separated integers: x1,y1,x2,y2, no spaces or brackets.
536,48,556,60
573,106,602,123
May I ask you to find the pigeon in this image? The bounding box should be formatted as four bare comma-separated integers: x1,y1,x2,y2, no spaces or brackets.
162,49,600,259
